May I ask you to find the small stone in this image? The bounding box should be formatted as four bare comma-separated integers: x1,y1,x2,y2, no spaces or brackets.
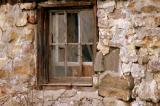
132,15,145,27
22,43,33,54
111,19,131,29
7,45,21,58
141,5,160,13
151,0,160,4
121,62,132,75
0,57,10,70
126,28,135,36
154,40,160,48
15,12,28,27
131,100,156,106
120,45,138,63
93,74,99,87
131,63,145,79
108,9,126,19
132,80,160,103
138,48,149,64
20,3,36,10
0,57,12,78
103,39,109,46
99,29,111,39
149,58,160,72
23,24,35,43
97,42,110,55
153,72,160,86
27,11,37,24
10,31,18,42
97,1,116,13
98,18,109,28
155,16,160,27
14,66,32,76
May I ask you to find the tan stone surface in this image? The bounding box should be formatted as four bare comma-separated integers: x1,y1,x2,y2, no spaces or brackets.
141,5,160,13
103,97,130,106
99,71,133,101
100,71,134,90
132,80,160,103
20,3,36,10
15,12,28,27
99,86,131,101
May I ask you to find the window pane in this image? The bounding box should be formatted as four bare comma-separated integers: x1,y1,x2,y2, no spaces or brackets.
58,45,65,62
67,45,78,62
54,66,66,77
49,12,67,44
67,66,81,77
82,64,93,76
58,13,67,43
49,45,66,78
82,45,93,62
67,13,78,43
79,10,95,43
49,12,56,43
49,46,66,77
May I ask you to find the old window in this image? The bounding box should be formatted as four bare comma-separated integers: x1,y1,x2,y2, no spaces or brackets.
37,1,97,87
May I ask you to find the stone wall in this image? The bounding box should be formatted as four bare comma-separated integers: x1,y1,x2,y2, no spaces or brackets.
97,0,160,105
0,3,36,97
0,0,160,105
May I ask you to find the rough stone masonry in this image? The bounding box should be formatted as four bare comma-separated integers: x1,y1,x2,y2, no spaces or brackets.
0,0,160,106
97,0,160,105
0,2,36,104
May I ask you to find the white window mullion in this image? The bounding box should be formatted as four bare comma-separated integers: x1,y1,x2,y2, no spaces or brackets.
55,13,59,63
64,12,67,77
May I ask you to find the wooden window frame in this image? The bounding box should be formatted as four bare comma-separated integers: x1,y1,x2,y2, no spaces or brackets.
0,0,40,4
36,1,97,88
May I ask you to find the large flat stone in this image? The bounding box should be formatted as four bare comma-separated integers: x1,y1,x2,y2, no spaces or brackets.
99,86,131,101
99,71,134,90
104,48,120,72
103,97,130,106
99,71,134,101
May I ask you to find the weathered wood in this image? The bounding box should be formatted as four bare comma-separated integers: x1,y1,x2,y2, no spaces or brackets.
93,0,97,72
37,7,49,86
39,1,93,8
0,0,41,5
37,7,43,86
48,77,92,86
44,9,50,82
82,64,93,76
